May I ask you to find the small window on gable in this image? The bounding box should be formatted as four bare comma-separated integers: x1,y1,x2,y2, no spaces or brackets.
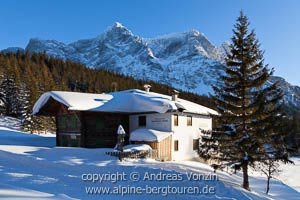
174,140,179,151
187,116,192,126
138,116,146,127
193,139,199,151
174,114,178,126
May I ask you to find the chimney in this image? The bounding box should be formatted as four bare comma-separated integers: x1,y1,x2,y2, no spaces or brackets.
171,90,179,101
144,84,151,92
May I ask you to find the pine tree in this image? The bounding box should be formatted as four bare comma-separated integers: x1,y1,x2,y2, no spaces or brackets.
288,111,300,151
0,59,19,117
17,82,31,130
200,11,287,190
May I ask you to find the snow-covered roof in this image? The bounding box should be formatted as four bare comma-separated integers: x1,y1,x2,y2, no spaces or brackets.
129,128,172,142
32,89,217,115
123,144,152,152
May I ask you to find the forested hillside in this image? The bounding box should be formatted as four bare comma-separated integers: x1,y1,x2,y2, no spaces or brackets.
0,51,299,152
0,51,213,131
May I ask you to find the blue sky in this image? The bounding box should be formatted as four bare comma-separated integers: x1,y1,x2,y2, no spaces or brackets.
0,0,299,85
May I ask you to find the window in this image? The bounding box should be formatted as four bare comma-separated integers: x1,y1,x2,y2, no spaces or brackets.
58,116,67,129
193,139,199,151
58,115,78,129
174,140,179,151
174,114,178,126
138,116,146,127
70,116,78,129
187,116,192,126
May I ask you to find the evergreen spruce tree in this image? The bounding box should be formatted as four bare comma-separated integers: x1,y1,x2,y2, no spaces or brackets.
0,59,19,117
17,82,31,130
200,11,287,190
288,111,300,151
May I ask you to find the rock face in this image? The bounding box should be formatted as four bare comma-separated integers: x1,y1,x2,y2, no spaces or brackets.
24,22,225,94
4,22,300,110
269,76,300,111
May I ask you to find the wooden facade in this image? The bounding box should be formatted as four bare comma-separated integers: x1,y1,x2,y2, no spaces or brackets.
37,97,129,148
133,135,172,161
80,112,129,148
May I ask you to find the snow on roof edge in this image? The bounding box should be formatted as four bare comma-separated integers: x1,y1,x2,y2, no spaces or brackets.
32,91,71,115
32,89,218,116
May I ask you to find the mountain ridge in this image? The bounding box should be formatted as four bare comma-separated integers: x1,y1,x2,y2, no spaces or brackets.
2,22,299,110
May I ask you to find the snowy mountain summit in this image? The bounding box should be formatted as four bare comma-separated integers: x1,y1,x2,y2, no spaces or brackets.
24,22,224,94
3,22,300,110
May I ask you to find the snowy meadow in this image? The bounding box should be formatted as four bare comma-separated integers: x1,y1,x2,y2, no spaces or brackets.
0,117,299,200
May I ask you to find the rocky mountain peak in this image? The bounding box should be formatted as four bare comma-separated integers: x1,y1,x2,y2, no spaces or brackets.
187,29,201,36
114,21,124,28
1,22,299,111
104,21,134,38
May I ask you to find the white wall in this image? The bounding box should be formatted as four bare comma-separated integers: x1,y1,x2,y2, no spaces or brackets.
129,112,212,161
171,113,212,161
129,113,172,132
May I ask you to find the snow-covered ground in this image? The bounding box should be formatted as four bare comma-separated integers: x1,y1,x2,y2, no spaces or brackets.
277,157,300,192
0,116,22,130
0,118,299,199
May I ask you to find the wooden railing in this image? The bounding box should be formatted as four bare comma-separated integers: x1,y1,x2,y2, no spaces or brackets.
106,149,158,160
